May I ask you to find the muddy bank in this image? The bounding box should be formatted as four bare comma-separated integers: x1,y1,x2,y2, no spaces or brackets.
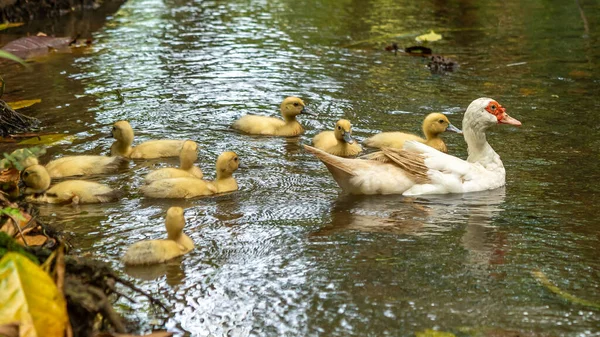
0,0,125,24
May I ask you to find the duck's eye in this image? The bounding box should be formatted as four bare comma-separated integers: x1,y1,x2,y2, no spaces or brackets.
438,119,444,124
293,102,299,107
491,105,496,110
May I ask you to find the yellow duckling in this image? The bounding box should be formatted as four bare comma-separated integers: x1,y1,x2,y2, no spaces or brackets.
109,120,185,159
364,113,462,153
45,155,128,178
20,165,120,204
232,96,313,136
122,207,194,265
144,140,203,183
141,151,240,198
312,119,363,157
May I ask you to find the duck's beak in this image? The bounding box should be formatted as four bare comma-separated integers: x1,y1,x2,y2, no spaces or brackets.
446,123,462,134
499,113,522,126
343,132,354,144
301,106,316,116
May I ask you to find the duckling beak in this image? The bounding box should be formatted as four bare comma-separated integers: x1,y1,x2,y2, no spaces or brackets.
446,123,462,134
301,106,316,116
343,132,354,144
17,179,25,190
499,113,522,126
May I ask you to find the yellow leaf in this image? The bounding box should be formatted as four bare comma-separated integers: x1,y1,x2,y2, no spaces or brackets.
416,30,442,42
0,23,24,31
0,252,68,337
6,99,41,110
415,329,456,337
532,270,600,309
19,134,76,145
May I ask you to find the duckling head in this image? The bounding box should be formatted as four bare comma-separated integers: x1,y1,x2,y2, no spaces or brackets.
333,119,355,144
465,98,521,130
179,140,198,170
280,96,313,121
165,206,186,240
423,113,462,138
19,164,51,194
110,121,135,145
216,151,240,179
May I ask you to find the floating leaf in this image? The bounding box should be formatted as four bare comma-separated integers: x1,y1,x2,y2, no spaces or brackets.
416,30,442,42
6,99,41,110
1,36,73,60
0,50,29,68
19,134,75,145
0,23,24,31
405,46,433,55
0,252,68,337
415,329,456,337
532,270,600,309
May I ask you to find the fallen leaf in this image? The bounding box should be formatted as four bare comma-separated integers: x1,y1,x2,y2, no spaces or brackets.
0,252,68,337
15,235,47,247
0,23,24,31
6,100,41,110
416,30,442,42
405,46,433,55
532,270,600,309
1,36,73,59
415,329,456,337
19,134,75,145
0,168,20,183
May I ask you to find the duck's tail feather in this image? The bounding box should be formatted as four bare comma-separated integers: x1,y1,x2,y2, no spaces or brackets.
303,144,356,177
380,147,431,184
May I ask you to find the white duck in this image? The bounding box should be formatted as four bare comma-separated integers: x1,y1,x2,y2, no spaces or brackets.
304,98,521,196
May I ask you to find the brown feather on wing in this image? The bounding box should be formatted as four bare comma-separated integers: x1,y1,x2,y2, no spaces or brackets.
379,147,430,183
303,145,356,176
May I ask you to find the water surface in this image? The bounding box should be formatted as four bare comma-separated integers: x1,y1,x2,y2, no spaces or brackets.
1,0,599,335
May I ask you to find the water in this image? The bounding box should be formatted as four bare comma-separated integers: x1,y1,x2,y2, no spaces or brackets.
1,0,599,335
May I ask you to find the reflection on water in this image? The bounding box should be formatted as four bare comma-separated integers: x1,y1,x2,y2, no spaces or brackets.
1,0,599,335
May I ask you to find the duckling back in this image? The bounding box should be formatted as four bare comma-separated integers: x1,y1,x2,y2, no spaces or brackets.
130,140,185,159
141,177,217,198
27,180,121,204
364,132,424,149
45,155,128,178
144,167,203,183
122,240,185,265
233,115,304,136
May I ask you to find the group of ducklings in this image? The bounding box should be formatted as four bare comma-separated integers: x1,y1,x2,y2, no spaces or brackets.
8,95,461,265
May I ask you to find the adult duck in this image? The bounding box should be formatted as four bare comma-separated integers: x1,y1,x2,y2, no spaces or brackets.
109,120,185,159
232,96,313,136
144,140,203,183
141,151,240,198
122,207,194,265
364,113,461,153
304,98,521,195
312,119,363,157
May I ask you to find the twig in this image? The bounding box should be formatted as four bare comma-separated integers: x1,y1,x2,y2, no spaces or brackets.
8,215,28,247
87,287,127,333
113,275,169,312
575,0,590,36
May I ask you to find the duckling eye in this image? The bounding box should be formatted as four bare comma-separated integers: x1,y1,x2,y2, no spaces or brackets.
337,126,342,130
23,172,29,177
112,126,116,131
234,157,238,162
438,119,444,124
293,102,299,107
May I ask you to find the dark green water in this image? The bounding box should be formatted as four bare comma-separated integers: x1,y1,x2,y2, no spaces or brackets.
1,0,599,335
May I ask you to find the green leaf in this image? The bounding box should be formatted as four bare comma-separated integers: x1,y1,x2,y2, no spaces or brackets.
0,23,24,31
6,99,41,110
0,252,68,337
415,30,442,42
19,134,75,145
0,50,29,68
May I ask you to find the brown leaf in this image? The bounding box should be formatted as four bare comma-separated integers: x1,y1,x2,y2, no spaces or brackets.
15,235,48,247
0,168,20,183
0,322,19,337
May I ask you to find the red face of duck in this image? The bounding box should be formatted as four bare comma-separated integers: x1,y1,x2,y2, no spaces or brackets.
485,100,522,126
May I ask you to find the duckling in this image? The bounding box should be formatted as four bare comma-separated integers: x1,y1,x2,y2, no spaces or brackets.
312,119,363,157
122,207,194,265
141,151,240,198
144,140,203,183
45,155,128,178
364,113,462,153
109,120,185,159
20,164,120,204
232,97,313,136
